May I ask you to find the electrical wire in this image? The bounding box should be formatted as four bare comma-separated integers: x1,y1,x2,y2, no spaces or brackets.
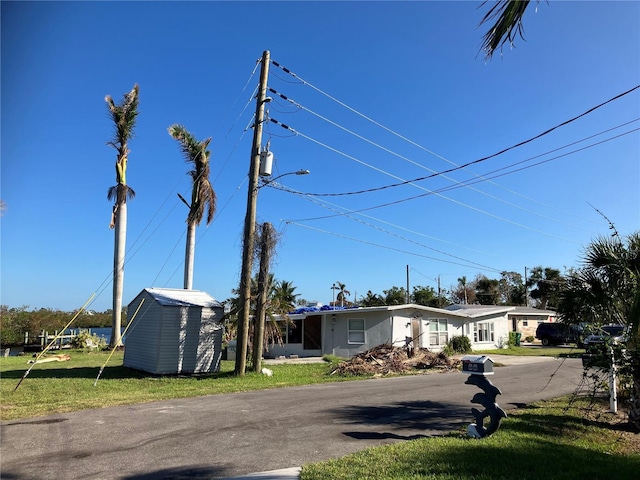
284,221,504,273
277,126,639,223
271,58,638,173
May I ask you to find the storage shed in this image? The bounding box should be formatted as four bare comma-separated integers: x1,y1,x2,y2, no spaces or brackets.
123,288,224,375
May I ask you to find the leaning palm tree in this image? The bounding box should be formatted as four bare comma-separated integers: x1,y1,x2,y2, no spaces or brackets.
105,84,139,348
168,124,216,290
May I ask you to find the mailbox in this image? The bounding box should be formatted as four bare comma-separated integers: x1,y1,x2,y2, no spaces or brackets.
462,355,494,376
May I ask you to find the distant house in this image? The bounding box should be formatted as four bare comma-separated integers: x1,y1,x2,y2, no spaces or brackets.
264,303,517,359
123,288,224,375
446,304,557,341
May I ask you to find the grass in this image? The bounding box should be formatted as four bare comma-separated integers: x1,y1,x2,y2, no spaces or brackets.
300,396,640,480
0,350,352,421
478,345,585,358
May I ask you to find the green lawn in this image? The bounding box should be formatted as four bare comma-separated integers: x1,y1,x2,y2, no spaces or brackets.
300,396,640,480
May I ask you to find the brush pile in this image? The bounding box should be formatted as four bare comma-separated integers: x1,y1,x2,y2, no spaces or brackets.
330,343,461,377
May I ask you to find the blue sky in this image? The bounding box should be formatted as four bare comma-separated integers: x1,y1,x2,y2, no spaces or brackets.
2,1,639,312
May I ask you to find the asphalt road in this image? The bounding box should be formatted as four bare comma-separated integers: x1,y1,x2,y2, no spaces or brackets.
1,356,585,480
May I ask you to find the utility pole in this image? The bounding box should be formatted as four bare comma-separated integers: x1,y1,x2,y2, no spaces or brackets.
236,50,270,376
406,265,410,304
438,275,442,308
524,266,528,307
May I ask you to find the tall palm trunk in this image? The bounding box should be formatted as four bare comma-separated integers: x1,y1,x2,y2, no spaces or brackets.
111,201,126,347
184,222,196,290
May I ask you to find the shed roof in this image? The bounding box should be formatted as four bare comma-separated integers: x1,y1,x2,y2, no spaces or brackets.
143,288,223,308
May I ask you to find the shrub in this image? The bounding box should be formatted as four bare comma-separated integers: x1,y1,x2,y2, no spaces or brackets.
446,335,472,354
71,330,106,351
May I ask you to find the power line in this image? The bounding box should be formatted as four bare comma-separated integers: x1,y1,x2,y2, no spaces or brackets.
277,126,638,225
271,58,638,173
284,221,504,273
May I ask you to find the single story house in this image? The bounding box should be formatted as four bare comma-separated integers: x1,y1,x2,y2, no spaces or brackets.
124,288,225,375
446,305,558,340
263,303,518,359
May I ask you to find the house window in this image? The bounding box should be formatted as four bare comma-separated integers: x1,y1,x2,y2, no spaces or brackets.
475,322,494,343
429,319,448,346
348,319,365,344
522,320,528,327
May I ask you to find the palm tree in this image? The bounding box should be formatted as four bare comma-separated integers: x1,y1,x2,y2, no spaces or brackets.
335,282,350,307
528,266,564,310
478,0,534,60
558,232,640,429
168,124,216,290
271,280,300,314
458,276,468,305
105,84,139,348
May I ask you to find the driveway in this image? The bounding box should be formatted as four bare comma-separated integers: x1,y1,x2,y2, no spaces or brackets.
1,356,585,479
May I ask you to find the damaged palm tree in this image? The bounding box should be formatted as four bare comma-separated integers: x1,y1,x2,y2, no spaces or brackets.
105,84,139,348
168,124,216,290
252,222,276,372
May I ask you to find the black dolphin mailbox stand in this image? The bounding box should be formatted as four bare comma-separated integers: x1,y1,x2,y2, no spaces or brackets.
462,355,507,438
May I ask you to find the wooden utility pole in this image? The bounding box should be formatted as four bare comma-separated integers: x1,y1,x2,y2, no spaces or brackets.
252,222,273,373
236,50,270,376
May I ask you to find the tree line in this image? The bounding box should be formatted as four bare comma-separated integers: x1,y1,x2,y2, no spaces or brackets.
0,307,119,346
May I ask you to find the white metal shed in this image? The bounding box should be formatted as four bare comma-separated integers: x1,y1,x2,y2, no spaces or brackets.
123,288,225,375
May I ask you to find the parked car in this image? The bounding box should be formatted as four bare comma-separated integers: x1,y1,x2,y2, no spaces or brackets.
535,322,580,346
582,324,626,348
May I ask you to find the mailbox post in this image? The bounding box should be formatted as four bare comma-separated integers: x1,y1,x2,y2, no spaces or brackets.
462,355,506,438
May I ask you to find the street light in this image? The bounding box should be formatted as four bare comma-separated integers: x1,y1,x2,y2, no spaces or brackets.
259,169,310,189
331,283,339,307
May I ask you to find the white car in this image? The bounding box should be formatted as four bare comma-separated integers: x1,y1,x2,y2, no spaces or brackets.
582,324,626,348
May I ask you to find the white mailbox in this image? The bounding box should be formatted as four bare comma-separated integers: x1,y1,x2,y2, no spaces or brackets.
462,355,494,376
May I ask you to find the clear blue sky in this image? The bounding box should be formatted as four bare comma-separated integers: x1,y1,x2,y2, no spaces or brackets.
2,1,639,312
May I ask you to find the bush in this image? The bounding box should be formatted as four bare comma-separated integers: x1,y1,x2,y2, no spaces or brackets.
446,335,472,354
525,336,534,343
71,330,106,351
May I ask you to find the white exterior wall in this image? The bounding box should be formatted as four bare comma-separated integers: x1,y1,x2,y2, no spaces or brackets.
124,289,224,374
123,292,162,372
467,311,511,351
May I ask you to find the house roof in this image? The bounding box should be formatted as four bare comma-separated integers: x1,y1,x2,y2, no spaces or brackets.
446,304,557,317
142,288,223,308
290,303,471,318
509,306,556,316
445,304,515,318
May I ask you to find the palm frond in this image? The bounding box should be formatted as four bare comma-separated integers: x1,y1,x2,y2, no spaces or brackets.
478,0,533,60
169,124,216,227
107,184,136,203
105,84,139,150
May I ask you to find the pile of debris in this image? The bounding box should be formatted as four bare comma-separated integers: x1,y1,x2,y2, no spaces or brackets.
330,343,461,377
